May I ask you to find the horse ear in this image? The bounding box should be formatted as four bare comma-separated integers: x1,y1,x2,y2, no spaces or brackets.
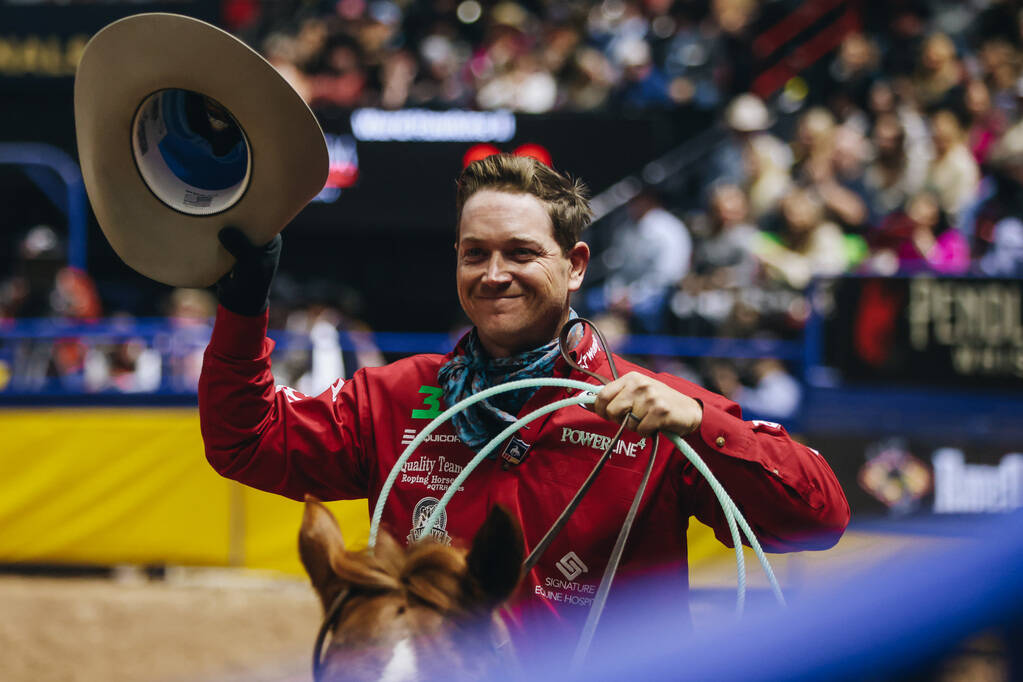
465,505,525,608
299,495,347,612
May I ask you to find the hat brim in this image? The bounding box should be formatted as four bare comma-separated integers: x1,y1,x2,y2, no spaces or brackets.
75,13,328,288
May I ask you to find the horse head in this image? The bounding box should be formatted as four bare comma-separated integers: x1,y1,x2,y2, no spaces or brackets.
299,496,525,681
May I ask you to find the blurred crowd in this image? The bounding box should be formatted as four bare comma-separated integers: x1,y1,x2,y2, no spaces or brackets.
5,0,1023,416
234,0,753,112
0,226,385,395
572,1,1023,418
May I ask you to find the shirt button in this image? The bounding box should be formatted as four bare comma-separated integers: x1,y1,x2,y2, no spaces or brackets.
715,436,726,448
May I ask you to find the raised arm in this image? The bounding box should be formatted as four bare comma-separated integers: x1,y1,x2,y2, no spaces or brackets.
198,229,370,501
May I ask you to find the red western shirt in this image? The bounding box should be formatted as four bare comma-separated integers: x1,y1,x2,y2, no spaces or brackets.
199,307,849,646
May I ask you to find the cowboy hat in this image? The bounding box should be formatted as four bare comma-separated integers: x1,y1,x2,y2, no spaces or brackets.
75,13,328,288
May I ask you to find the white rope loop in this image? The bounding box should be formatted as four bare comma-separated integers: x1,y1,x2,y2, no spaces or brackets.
368,376,785,616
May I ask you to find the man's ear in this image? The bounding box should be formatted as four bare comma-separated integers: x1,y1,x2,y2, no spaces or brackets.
465,505,525,608
298,495,348,613
567,241,590,292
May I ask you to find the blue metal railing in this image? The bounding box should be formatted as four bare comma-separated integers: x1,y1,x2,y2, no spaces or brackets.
0,143,89,270
0,318,803,401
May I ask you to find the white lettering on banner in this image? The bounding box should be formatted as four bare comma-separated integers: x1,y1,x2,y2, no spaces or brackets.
560,427,646,458
908,278,1023,378
933,449,1023,513
350,108,516,142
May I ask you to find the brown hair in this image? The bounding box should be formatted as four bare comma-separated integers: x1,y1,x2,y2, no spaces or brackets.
455,154,593,254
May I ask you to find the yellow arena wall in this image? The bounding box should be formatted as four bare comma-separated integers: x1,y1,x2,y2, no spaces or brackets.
0,408,730,575
0,408,369,575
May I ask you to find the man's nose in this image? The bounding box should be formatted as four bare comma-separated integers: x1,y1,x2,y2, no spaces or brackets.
482,253,512,285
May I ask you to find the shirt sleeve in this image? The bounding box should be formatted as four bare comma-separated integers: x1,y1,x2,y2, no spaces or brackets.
678,391,850,552
198,305,371,501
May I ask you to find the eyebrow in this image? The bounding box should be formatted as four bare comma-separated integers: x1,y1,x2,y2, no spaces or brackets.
458,236,545,249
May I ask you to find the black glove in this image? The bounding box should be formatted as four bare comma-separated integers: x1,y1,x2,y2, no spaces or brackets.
215,227,282,316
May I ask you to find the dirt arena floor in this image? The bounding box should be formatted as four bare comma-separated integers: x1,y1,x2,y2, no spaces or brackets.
0,531,961,682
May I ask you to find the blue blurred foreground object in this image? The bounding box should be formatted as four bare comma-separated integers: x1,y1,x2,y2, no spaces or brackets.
516,511,1023,682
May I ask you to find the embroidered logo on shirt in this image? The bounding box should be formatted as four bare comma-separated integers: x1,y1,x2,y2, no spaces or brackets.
400,427,462,447
407,496,451,545
576,340,599,370
555,551,588,581
500,436,531,465
274,385,305,403
329,378,345,402
560,427,646,457
411,385,444,419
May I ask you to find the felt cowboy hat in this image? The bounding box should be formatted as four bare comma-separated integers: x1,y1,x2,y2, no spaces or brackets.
74,13,328,288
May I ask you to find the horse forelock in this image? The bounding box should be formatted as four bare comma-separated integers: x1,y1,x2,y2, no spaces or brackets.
330,533,473,615
319,533,508,681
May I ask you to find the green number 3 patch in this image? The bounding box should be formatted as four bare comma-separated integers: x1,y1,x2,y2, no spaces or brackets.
411,385,443,419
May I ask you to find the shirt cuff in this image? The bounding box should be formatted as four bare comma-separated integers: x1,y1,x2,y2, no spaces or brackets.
691,401,754,461
208,304,272,359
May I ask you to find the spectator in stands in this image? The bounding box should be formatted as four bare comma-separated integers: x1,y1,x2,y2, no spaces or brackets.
309,35,369,108
561,46,616,111
978,39,1020,124
0,226,103,391
710,93,790,197
709,357,802,421
414,34,473,108
926,109,981,219
864,113,930,218
791,107,837,181
867,190,969,275
691,183,760,289
590,187,692,332
825,32,881,119
963,79,1007,165
609,37,672,110
754,188,851,290
662,5,723,110
1,225,65,319
469,2,534,104
477,52,558,112
799,123,873,233
83,313,162,394
165,288,218,391
912,32,965,113
967,125,1023,277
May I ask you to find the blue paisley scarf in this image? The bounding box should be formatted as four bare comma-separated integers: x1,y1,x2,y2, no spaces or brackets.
438,320,574,454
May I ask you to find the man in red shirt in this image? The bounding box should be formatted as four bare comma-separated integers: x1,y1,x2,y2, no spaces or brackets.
200,154,848,646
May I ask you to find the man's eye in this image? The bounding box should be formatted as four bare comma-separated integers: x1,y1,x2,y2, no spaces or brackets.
462,249,485,260
511,248,536,260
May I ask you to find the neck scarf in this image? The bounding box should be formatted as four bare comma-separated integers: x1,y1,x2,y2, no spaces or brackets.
438,326,568,454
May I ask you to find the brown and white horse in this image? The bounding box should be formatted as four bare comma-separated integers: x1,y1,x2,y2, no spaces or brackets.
299,496,525,681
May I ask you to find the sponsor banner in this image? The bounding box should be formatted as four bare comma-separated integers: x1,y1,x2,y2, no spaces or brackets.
0,2,218,88
818,276,1023,389
808,433,1023,518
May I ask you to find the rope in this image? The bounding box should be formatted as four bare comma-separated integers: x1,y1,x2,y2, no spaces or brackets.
367,378,785,617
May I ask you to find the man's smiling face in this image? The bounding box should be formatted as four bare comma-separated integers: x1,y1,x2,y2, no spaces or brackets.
455,189,588,357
